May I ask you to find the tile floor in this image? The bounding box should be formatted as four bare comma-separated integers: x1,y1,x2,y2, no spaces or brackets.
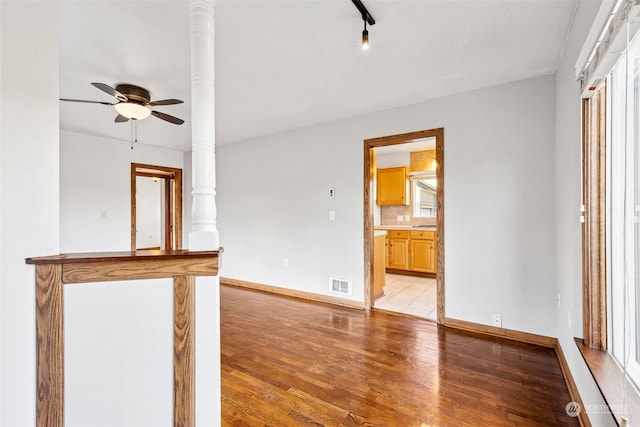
374,273,437,320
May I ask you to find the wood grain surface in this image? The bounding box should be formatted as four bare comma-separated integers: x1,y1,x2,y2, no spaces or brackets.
221,277,364,309
174,275,195,427
221,285,579,426
27,250,221,427
581,91,607,350
577,338,639,426
62,258,218,284
35,264,64,427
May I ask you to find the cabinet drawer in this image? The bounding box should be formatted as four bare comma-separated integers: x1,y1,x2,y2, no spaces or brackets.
410,230,435,240
387,230,409,239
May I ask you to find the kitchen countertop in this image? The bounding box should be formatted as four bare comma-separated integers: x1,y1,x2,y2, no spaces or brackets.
375,225,436,231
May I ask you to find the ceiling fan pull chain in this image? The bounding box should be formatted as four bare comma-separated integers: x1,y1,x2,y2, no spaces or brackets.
130,119,134,150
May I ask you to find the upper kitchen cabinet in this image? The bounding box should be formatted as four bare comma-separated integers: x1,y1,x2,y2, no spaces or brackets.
409,150,437,218
410,150,436,173
377,167,409,205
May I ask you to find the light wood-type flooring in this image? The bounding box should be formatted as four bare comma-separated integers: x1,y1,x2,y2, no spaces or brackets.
221,284,579,426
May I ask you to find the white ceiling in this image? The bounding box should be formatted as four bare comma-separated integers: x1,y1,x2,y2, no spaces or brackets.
59,0,580,152
376,137,435,156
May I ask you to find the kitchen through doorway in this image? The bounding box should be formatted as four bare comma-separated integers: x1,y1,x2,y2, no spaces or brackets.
363,128,444,323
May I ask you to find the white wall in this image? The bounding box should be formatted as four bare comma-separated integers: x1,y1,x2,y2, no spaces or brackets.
218,73,557,336
0,2,60,425
60,130,184,252
59,130,185,426
555,1,616,425
135,176,163,249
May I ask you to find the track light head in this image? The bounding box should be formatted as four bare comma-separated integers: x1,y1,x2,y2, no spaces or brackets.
352,0,375,50
362,25,369,50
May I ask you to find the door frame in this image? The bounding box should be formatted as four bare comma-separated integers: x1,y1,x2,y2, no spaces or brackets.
131,163,183,251
363,127,445,324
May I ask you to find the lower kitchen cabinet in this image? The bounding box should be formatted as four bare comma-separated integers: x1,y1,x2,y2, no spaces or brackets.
386,230,409,270
410,231,436,273
385,229,436,274
373,234,386,300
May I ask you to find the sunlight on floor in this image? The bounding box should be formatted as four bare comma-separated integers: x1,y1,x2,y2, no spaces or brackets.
374,274,437,320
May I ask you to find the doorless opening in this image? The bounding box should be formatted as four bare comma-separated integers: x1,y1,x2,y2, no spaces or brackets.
131,163,183,251
363,128,445,323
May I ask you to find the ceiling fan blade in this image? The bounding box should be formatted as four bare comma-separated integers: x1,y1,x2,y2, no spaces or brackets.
91,82,127,102
151,110,184,125
60,98,114,105
115,114,129,123
149,98,183,106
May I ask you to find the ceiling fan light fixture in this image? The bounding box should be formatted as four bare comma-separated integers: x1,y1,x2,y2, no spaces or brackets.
114,102,151,120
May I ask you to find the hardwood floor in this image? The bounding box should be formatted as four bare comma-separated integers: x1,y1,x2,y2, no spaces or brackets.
221,285,579,426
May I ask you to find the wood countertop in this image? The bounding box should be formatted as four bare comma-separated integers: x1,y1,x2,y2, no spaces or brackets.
26,249,222,265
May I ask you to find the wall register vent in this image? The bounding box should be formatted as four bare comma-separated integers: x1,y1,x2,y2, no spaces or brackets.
330,278,352,295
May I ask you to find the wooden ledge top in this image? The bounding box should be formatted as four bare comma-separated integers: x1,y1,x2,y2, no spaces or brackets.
26,248,223,265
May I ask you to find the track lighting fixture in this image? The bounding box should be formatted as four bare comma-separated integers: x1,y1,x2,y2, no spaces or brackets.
362,20,369,50
351,0,375,50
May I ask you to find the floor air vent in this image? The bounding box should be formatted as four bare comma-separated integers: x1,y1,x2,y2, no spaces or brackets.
330,278,352,295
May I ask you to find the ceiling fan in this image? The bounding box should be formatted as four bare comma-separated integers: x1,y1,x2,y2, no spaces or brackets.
60,82,185,125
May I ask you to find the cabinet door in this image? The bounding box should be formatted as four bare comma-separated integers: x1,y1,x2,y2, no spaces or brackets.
377,167,408,205
387,237,409,270
410,150,436,173
425,237,436,273
410,239,429,272
410,238,436,272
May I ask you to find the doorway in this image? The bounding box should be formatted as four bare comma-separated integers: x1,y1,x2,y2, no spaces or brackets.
131,163,183,251
363,128,445,323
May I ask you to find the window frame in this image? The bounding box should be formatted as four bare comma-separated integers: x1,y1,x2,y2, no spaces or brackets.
580,75,640,427
582,87,608,351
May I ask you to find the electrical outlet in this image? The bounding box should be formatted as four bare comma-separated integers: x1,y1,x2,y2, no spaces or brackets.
283,258,289,268
397,215,404,222
492,314,502,328
405,215,410,222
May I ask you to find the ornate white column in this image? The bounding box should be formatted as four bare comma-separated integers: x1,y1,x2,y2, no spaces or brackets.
190,0,219,250
189,1,221,425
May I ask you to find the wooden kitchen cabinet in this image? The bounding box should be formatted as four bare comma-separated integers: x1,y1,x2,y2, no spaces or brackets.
385,229,437,274
373,234,386,300
386,230,409,270
377,167,408,205
410,230,436,273
410,150,436,173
